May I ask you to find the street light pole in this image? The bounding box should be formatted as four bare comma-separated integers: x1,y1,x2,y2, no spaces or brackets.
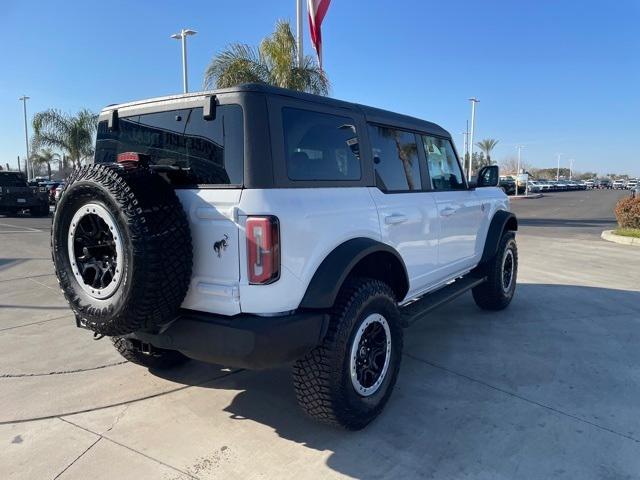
515,145,523,197
569,159,574,180
556,153,562,181
171,28,197,93
19,95,30,181
468,98,479,181
296,0,304,67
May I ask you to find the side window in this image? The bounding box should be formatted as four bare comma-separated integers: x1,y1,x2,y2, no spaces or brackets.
368,125,421,192
95,105,244,186
283,108,361,181
422,135,466,191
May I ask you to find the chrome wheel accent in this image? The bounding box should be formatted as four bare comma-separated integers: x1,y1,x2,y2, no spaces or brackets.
502,248,515,293
67,203,123,300
349,313,392,397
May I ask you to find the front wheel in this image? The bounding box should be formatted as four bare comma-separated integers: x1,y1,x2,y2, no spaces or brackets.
472,231,518,310
293,278,403,430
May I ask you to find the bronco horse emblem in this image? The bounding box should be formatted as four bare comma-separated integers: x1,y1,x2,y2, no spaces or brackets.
213,234,229,258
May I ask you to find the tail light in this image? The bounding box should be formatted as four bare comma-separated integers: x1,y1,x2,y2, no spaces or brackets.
246,216,280,284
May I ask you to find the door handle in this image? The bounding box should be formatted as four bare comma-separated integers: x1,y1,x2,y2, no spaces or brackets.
440,207,457,217
384,214,408,225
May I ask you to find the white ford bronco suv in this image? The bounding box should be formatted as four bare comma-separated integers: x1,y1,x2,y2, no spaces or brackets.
52,84,518,429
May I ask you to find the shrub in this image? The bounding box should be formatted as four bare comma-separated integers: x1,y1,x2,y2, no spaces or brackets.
615,197,640,229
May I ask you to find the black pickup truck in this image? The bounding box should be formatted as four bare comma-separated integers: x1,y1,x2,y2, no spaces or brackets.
0,171,49,216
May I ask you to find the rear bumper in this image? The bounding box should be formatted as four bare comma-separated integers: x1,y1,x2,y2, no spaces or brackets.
129,309,330,370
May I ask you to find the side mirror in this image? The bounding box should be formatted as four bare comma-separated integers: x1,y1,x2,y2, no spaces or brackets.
476,165,499,187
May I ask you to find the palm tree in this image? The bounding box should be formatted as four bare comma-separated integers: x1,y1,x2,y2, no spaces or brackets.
475,138,499,164
32,109,97,170
204,20,329,95
30,148,60,180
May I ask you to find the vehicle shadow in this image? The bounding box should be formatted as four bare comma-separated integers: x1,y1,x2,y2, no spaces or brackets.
151,283,640,478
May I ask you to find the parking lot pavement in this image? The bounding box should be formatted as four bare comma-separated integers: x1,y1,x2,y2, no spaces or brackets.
2,189,640,480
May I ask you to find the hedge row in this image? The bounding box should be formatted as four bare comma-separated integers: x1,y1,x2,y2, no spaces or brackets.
615,197,640,229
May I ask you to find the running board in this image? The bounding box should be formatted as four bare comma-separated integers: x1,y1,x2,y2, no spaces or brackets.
400,275,486,326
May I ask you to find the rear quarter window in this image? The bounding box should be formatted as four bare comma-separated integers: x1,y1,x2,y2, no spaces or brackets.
283,108,361,181
95,105,244,187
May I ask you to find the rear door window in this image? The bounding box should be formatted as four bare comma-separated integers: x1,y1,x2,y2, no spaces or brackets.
95,105,244,186
368,125,421,192
283,108,361,181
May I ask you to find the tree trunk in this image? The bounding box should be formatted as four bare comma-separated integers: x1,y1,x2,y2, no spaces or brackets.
47,162,52,180
393,136,416,190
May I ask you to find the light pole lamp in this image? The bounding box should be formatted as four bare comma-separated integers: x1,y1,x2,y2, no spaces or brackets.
171,28,197,93
468,97,479,181
19,95,30,181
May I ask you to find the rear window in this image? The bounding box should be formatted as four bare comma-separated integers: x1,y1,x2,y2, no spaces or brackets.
368,125,421,192
283,108,361,181
0,173,28,187
95,105,244,186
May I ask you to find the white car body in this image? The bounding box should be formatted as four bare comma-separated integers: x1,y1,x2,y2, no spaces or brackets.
177,186,507,316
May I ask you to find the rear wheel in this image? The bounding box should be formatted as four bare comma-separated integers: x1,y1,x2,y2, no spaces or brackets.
293,278,403,430
112,337,189,369
472,231,518,310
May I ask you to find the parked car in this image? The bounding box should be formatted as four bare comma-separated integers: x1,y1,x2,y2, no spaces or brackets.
50,84,519,429
527,181,542,193
499,175,516,195
37,180,62,204
0,171,50,216
596,179,612,189
626,179,638,190
54,182,65,203
584,180,595,189
613,179,627,189
536,180,553,192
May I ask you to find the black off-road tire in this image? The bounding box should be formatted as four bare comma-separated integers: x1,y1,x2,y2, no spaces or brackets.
472,231,518,310
112,337,189,369
292,277,403,430
52,163,192,336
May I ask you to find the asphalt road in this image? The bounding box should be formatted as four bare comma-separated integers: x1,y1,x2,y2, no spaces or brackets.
1,190,639,480
511,189,629,239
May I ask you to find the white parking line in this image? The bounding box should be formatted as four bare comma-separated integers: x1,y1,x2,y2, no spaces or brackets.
0,222,43,233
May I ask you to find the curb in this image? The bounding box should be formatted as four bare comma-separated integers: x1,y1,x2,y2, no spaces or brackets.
510,193,543,200
601,230,640,246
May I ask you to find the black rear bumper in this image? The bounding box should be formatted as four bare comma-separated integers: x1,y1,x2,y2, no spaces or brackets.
129,309,329,370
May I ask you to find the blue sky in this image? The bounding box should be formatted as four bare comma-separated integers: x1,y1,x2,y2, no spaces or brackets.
1,0,638,176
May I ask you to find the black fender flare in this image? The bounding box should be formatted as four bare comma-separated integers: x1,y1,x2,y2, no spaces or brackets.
479,210,518,264
299,237,409,309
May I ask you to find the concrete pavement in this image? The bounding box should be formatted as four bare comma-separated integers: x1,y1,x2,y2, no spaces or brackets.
1,190,639,479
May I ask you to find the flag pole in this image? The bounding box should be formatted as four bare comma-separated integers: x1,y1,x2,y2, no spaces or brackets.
296,0,304,67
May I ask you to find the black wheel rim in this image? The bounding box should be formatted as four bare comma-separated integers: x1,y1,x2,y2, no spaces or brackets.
68,203,123,299
350,314,392,396
502,248,515,292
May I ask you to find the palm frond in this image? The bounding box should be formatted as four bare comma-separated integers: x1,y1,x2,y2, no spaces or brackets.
203,20,329,96
204,43,269,89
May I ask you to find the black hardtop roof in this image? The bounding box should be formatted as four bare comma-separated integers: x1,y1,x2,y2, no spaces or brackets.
105,83,450,138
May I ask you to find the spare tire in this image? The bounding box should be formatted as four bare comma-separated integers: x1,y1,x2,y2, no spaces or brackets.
52,163,193,336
